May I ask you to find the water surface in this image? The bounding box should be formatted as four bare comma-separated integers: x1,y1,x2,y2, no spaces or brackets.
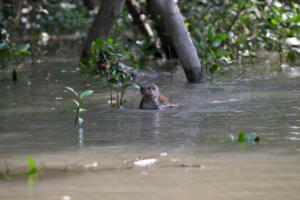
0,56,300,200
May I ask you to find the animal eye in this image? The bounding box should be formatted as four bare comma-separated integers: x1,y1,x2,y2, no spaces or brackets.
147,87,151,90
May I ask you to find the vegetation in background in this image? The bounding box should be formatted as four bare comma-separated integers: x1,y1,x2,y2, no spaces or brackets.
0,39,30,80
0,0,299,80
61,86,93,125
0,0,91,57
0,39,30,69
178,0,299,75
81,38,140,108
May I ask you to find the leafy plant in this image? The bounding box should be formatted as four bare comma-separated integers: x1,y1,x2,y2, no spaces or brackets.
61,86,93,125
237,131,261,143
0,157,40,181
178,0,299,78
0,39,30,80
220,131,261,143
80,38,140,108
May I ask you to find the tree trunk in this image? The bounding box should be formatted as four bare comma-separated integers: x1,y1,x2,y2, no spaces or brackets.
146,0,202,82
81,0,125,58
126,0,165,58
146,0,177,59
126,0,154,42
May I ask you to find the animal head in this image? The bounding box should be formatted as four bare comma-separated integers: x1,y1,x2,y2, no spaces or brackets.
140,83,160,98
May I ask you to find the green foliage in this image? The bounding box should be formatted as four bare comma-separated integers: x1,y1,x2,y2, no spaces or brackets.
0,0,90,57
237,131,261,143
81,38,140,109
237,131,246,143
26,156,39,175
61,86,93,125
177,0,299,76
0,40,30,69
220,131,261,143
0,157,40,181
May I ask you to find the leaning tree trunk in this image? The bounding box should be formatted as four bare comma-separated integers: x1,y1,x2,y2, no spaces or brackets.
81,0,125,58
126,0,155,42
146,0,202,82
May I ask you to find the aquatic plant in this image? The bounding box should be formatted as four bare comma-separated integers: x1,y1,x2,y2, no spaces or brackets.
80,38,139,108
221,131,261,143
0,39,30,81
0,157,40,181
61,86,93,125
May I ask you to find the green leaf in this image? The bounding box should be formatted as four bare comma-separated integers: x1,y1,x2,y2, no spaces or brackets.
211,34,227,42
91,41,97,56
238,131,246,143
72,99,79,107
26,157,39,175
292,14,300,23
209,64,220,74
15,43,29,50
129,68,138,72
96,38,105,51
287,50,296,63
80,90,94,99
27,167,38,175
208,25,215,38
28,157,35,169
18,49,30,54
78,100,84,107
60,108,75,116
271,19,277,25
65,87,79,97
123,50,133,55
79,108,88,113
107,38,114,44
125,83,140,89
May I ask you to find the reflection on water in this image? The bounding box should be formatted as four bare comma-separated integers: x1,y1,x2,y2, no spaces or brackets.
0,57,300,200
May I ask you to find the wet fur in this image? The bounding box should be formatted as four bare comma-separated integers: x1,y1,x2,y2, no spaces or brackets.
139,83,178,110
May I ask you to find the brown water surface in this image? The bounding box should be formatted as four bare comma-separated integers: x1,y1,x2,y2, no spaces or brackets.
0,56,300,200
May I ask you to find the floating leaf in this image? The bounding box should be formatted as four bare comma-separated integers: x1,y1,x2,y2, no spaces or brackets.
238,131,246,142
65,86,79,97
80,90,93,99
27,157,39,175
28,157,35,169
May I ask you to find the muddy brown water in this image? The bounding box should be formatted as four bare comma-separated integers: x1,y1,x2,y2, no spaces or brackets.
0,56,300,200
